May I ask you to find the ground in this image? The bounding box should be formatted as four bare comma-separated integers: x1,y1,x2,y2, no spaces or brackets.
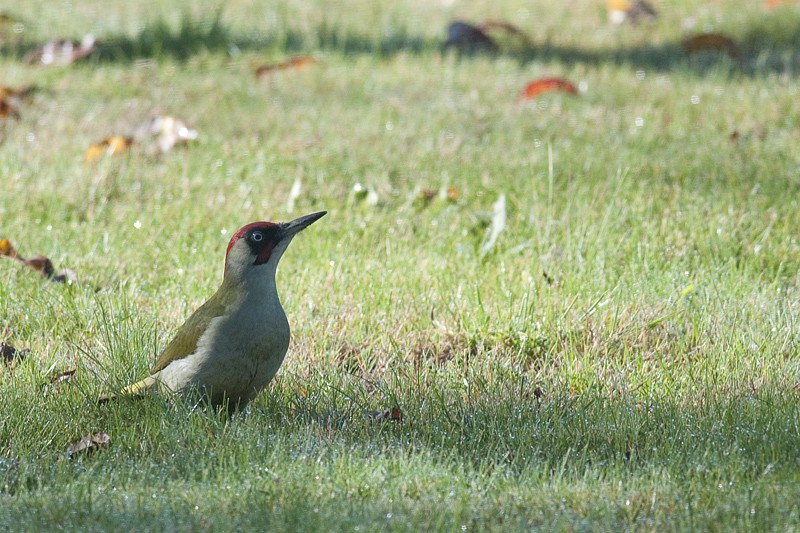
1,1,799,530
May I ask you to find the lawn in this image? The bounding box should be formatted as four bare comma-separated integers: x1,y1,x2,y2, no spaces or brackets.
2,0,800,530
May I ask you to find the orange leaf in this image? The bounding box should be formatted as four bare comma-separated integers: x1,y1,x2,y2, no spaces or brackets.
765,0,800,8
85,135,133,162
0,98,18,119
0,238,17,258
367,407,403,423
519,78,578,100
682,33,742,60
255,56,318,78
66,432,110,458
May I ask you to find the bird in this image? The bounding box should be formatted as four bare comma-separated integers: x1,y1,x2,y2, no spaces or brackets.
105,211,326,412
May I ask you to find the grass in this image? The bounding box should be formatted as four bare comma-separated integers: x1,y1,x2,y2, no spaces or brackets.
2,0,800,530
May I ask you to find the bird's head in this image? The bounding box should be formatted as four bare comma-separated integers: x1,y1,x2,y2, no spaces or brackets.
223,211,326,279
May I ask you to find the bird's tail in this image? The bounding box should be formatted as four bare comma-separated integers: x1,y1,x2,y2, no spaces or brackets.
98,373,159,404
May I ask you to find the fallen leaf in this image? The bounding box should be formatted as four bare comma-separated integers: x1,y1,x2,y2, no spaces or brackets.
1,239,77,283
22,255,54,278
443,21,498,53
286,178,302,212
606,0,657,25
66,432,110,459
255,56,318,78
419,189,437,201
0,85,36,101
24,35,96,66
682,33,742,60
1,342,25,366
47,368,77,384
478,20,526,37
480,193,507,257
85,135,133,162
0,99,18,119
52,268,78,284
145,115,198,153
765,0,800,8
367,407,403,423
519,78,578,101
0,238,17,257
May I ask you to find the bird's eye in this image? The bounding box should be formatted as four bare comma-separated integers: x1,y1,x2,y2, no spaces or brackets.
252,231,263,242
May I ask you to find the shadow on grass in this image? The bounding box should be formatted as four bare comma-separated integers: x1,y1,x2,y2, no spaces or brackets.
3,10,800,77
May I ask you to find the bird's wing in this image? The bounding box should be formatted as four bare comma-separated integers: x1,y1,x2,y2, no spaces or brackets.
151,289,234,374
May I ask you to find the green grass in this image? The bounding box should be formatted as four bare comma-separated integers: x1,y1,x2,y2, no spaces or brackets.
2,0,800,530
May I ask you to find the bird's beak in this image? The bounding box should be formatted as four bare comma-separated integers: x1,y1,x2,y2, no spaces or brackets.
280,211,327,240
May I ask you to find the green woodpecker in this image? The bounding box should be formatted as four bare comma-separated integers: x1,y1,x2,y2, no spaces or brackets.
112,211,326,411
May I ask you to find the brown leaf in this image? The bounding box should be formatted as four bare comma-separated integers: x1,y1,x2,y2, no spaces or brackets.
0,85,36,101
1,342,26,366
254,56,318,78
143,116,198,153
682,33,742,60
52,268,78,283
519,78,578,101
478,20,526,37
419,189,437,201
85,135,133,162
367,407,403,423
48,368,77,384
22,255,55,278
443,21,498,53
0,98,19,119
24,35,96,66
606,0,657,25
66,432,110,458
0,238,17,258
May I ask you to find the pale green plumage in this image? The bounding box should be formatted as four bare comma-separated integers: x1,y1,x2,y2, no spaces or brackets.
119,277,242,396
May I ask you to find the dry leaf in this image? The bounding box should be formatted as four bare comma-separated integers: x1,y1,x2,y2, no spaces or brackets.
0,98,18,119
519,78,578,101
146,116,198,153
443,21,498,53
765,0,800,8
606,0,657,25
1,238,76,283
84,135,133,162
419,189,437,201
480,194,506,257
478,20,526,37
0,238,17,257
682,33,742,60
0,85,36,101
66,432,110,458
255,56,318,78
25,35,96,66
1,342,25,366
23,255,54,278
48,368,77,384
367,407,403,423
